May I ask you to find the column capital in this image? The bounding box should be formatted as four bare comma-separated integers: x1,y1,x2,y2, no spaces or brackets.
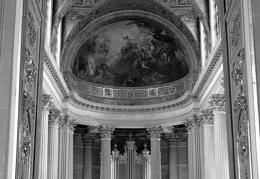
98,126,114,139
199,109,214,125
184,114,200,131
42,94,53,112
165,133,178,146
147,126,163,139
60,115,77,132
83,133,96,146
209,94,225,111
49,109,61,127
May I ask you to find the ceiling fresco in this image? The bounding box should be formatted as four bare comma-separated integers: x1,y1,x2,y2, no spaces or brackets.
72,18,189,87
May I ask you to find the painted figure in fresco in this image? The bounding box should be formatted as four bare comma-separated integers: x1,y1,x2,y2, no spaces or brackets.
72,19,189,87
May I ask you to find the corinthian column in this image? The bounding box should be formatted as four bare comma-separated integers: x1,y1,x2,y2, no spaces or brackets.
185,117,195,179
185,114,202,179
147,127,163,179
68,119,77,179
209,94,230,179
59,115,75,179
165,132,179,179
83,134,95,179
99,126,114,179
34,94,53,179
48,109,61,179
200,109,215,179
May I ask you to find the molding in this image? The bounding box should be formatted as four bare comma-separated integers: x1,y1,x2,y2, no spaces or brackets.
44,47,69,98
192,38,222,98
67,91,194,113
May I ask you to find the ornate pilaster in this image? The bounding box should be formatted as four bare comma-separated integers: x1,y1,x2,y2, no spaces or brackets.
147,127,163,179
199,109,215,179
165,131,179,179
34,94,53,179
48,109,61,179
83,133,96,179
99,126,114,179
209,94,230,179
112,144,120,179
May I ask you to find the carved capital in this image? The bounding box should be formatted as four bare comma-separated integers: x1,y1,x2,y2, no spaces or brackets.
98,126,114,139
209,94,225,111
200,109,214,124
165,133,179,146
42,94,53,112
60,115,77,132
83,133,96,146
147,126,163,139
48,109,61,126
184,114,200,131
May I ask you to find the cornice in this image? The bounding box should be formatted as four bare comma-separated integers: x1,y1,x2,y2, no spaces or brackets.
67,91,194,113
44,47,69,98
192,38,222,98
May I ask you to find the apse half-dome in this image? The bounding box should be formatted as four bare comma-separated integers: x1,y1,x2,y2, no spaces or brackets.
71,19,189,87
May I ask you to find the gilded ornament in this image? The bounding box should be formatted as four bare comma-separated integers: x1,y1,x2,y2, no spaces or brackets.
28,12,37,46
24,49,36,92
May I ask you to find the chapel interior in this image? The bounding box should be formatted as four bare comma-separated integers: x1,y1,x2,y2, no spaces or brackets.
0,0,260,179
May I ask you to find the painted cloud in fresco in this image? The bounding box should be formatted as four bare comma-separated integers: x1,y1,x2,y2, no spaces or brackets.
72,19,189,87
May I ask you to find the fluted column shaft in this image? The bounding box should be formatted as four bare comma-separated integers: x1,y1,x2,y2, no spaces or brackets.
68,124,75,179
165,132,179,179
34,95,52,179
83,134,95,179
169,141,179,179
59,115,76,179
99,126,114,179
200,109,215,179
148,127,163,179
185,115,201,179
48,109,61,179
187,126,194,179
209,94,230,179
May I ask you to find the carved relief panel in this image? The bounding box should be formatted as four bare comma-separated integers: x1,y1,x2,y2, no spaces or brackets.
16,0,44,179
224,0,252,178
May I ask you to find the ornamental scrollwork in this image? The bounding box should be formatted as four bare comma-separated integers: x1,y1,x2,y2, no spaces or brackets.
21,92,35,164
28,12,37,47
231,49,245,87
230,9,241,55
24,49,37,92
231,48,249,162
